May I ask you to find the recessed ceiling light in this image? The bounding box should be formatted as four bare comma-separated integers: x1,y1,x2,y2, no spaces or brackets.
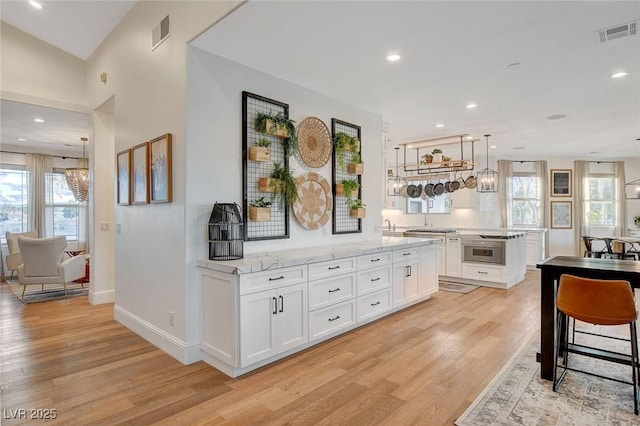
490,145,497,149
386,53,401,62
589,151,599,154
33,118,45,123
611,72,627,79
28,0,42,9
17,138,27,142
513,146,526,150
435,123,444,128
466,103,478,109
546,114,567,120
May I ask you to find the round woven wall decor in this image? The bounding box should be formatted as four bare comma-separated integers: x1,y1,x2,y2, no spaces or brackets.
292,172,332,230
297,117,332,168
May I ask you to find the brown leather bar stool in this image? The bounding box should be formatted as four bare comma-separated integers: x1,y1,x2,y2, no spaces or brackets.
553,274,640,414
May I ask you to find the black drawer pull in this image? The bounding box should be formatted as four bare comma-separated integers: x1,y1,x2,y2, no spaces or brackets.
269,276,285,281
403,252,411,256
370,277,381,282
370,301,381,306
328,315,341,322
328,288,341,293
478,271,488,275
370,258,381,262
328,266,341,270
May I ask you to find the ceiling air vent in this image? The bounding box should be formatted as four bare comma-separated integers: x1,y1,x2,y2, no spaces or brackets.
595,20,638,43
151,15,170,51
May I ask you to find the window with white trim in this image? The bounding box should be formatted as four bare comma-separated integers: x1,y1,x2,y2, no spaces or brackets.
45,169,80,241
584,173,616,226
510,171,541,227
0,165,29,244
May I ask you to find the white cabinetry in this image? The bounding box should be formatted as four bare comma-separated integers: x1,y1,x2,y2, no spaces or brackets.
445,235,461,277
436,236,446,275
525,230,546,269
392,248,420,307
419,244,439,295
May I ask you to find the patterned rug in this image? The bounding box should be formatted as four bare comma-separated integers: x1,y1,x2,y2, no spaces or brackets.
456,328,640,425
7,280,89,304
439,281,480,294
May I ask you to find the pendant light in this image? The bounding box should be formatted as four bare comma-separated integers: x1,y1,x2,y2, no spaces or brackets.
65,137,89,201
477,134,498,193
387,147,405,196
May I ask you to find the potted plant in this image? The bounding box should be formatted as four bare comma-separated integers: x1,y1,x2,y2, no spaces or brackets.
349,198,366,219
432,148,443,163
249,197,272,222
336,179,360,202
258,162,298,207
334,132,360,171
421,153,433,164
347,152,364,175
249,138,271,162
255,112,297,156
635,215,640,227
442,155,452,166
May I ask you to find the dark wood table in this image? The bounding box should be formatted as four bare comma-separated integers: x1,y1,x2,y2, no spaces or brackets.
536,256,640,380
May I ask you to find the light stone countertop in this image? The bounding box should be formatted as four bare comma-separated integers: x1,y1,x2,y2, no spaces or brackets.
197,237,438,274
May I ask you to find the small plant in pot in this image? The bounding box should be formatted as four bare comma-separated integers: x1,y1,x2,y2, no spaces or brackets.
442,155,452,166
431,148,443,163
249,138,271,162
258,162,298,208
421,153,433,164
249,197,272,222
334,132,360,171
336,179,360,202
635,215,640,227
349,198,366,219
347,152,364,175
255,112,298,156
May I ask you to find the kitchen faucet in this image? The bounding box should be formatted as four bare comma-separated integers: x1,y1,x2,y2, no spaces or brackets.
384,219,391,231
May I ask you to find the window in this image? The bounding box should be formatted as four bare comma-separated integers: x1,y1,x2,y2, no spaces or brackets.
0,166,29,244
584,174,616,226
510,172,541,227
45,169,80,241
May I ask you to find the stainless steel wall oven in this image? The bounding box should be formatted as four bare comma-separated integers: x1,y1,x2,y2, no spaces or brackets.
462,238,506,265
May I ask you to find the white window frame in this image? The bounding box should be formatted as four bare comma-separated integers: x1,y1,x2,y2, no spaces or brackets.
509,171,541,228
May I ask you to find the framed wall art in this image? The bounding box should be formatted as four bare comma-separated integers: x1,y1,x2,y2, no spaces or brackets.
131,142,149,204
551,201,572,229
116,149,131,205
150,133,172,203
551,169,572,197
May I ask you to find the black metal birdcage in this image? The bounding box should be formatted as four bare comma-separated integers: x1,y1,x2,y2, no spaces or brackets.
208,203,244,260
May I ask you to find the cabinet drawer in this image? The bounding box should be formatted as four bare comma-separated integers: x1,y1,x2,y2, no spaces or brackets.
357,251,392,270
309,299,356,342
357,266,392,296
308,257,356,281
239,266,307,295
357,288,392,322
309,273,356,311
461,263,505,283
393,248,420,262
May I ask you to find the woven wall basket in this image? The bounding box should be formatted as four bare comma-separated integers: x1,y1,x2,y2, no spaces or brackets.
297,116,333,169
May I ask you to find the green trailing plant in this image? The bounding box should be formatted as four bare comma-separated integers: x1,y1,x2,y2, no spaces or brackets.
340,179,360,202
334,132,360,170
350,198,366,209
431,148,443,154
250,197,271,208
270,163,298,206
351,152,362,165
442,155,452,162
256,138,271,148
255,112,297,156
421,153,433,164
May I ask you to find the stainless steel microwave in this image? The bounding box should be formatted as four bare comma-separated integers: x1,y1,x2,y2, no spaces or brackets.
462,238,506,265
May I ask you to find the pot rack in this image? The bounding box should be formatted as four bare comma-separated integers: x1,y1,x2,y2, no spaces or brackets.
397,134,479,178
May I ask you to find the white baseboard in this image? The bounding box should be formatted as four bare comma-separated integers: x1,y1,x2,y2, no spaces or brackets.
114,305,201,365
89,289,115,304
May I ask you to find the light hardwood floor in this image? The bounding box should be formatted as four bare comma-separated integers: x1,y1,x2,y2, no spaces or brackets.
1,271,541,425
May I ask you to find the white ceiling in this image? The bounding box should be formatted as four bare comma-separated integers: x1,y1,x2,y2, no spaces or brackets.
1,1,639,159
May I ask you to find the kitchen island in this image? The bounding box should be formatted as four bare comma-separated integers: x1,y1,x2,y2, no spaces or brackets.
197,237,439,377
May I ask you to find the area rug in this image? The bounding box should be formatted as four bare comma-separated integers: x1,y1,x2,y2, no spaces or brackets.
456,328,639,425
439,281,480,294
7,281,89,304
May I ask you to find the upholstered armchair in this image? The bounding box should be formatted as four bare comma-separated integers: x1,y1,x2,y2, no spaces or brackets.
16,236,86,299
5,230,38,281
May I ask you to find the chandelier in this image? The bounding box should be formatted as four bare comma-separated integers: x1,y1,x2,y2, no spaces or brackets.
477,134,498,193
65,137,89,201
387,147,406,196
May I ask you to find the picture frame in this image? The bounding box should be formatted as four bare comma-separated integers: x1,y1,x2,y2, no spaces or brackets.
551,201,572,229
150,133,172,203
131,142,149,204
116,149,131,205
551,169,572,197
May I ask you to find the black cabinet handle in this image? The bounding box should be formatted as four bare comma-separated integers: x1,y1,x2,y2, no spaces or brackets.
405,266,409,277
279,295,284,313
403,252,411,256
328,315,341,322
328,266,341,270
371,301,381,306
269,276,285,281
478,271,488,275
272,297,277,314
408,265,412,276
370,277,380,282
328,288,341,293
370,258,380,262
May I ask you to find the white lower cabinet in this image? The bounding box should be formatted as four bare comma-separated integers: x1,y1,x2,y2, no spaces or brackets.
309,299,356,341
357,288,392,322
445,235,461,277
239,282,308,367
419,245,439,295
392,259,420,307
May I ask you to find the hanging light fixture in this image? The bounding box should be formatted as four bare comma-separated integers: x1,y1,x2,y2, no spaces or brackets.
65,137,89,201
477,134,498,192
387,147,405,196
